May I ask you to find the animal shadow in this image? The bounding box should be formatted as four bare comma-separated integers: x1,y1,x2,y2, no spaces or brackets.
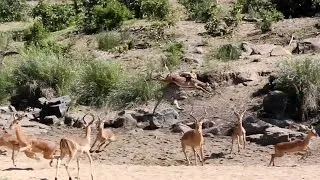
2,167,34,171
204,152,225,160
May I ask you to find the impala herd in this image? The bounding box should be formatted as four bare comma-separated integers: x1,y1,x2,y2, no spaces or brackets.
0,71,319,179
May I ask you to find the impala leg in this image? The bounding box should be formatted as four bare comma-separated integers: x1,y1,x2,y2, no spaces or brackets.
85,151,94,180
181,142,190,165
11,146,16,167
200,145,204,166
230,136,234,153
192,147,197,165
77,156,81,180
237,135,241,153
90,138,98,153
153,93,165,114
242,133,246,150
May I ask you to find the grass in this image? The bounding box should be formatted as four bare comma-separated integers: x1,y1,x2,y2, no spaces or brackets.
108,73,163,108
13,47,78,96
276,57,320,121
97,31,134,52
163,41,184,70
76,60,124,107
216,44,241,61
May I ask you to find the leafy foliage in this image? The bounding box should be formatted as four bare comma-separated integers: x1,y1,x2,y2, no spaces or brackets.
276,58,320,121
0,0,28,22
32,0,77,32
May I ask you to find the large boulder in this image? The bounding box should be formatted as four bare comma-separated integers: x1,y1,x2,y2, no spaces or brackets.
297,36,320,54
111,111,137,129
263,90,288,119
171,123,192,133
242,115,273,135
147,108,179,130
257,127,305,146
39,96,71,119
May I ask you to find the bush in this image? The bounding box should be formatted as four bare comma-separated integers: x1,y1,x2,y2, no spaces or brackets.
205,2,244,36
23,21,49,46
97,31,134,52
276,58,320,121
140,0,173,20
76,60,123,107
216,44,241,61
0,0,28,22
163,41,184,70
13,47,77,96
0,69,15,103
0,33,13,51
258,8,284,33
108,74,162,108
119,0,174,22
82,0,133,33
179,0,217,22
32,0,76,32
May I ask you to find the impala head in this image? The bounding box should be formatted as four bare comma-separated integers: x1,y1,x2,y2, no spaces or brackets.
233,108,247,123
190,108,207,131
9,112,27,130
97,112,107,130
81,113,95,129
307,125,318,139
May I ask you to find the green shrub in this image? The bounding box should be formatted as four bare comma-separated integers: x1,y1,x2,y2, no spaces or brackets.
276,58,320,121
23,21,49,46
32,0,76,32
98,31,134,52
0,33,13,51
163,41,184,70
216,44,241,61
140,0,173,20
108,74,162,108
258,8,284,33
0,69,15,104
82,0,133,33
179,0,217,22
76,60,123,107
0,0,28,22
13,47,77,96
119,0,174,22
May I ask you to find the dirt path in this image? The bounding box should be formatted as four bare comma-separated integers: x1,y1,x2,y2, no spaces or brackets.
0,155,319,180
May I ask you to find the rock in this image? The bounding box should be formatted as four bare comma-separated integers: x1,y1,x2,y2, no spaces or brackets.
0,105,16,113
171,123,192,133
263,90,288,119
299,37,320,54
112,113,137,129
270,46,292,56
72,119,85,128
39,115,60,125
195,47,204,54
203,127,220,135
233,71,259,85
284,42,298,53
183,57,201,64
241,42,253,55
39,95,71,119
187,119,215,129
261,118,294,128
242,115,273,135
64,115,78,126
251,44,277,55
257,127,304,146
148,108,179,130
246,134,264,142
